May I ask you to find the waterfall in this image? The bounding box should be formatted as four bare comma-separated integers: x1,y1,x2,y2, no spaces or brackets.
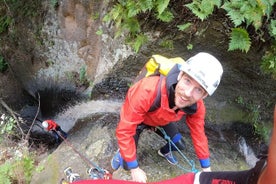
53,100,122,132
238,137,259,168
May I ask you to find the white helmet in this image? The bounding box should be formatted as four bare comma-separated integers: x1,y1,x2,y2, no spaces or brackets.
179,52,223,96
42,121,49,128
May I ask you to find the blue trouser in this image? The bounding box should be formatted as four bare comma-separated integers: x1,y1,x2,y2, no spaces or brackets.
133,123,185,154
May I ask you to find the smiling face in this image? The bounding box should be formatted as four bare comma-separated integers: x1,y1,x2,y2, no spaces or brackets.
174,72,208,109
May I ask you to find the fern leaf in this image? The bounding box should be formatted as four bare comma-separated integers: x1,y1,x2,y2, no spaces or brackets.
157,9,174,22
222,1,245,27
244,6,263,30
126,1,140,17
129,33,148,53
139,0,154,12
228,28,251,53
156,0,170,15
110,3,124,21
122,17,140,34
186,0,220,21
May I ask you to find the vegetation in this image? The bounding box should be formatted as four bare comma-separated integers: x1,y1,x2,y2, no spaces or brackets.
0,1,275,182
0,112,37,184
0,55,8,72
235,96,271,142
103,0,276,78
0,151,36,184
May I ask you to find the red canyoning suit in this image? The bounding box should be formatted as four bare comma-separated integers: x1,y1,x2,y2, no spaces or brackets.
116,65,210,169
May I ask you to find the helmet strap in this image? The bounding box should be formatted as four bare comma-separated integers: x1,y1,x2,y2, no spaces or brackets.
177,71,184,81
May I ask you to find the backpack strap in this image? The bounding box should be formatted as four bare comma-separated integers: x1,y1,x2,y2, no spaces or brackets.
148,76,163,112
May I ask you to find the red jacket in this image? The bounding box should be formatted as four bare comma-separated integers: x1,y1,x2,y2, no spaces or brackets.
44,119,59,131
72,173,195,183
116,68,210,168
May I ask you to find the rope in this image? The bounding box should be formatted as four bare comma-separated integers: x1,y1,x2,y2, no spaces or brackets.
54,130,108,175
156,127,198,173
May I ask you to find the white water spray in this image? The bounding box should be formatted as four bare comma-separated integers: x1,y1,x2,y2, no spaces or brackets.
238,137,259,168
53,100,122,132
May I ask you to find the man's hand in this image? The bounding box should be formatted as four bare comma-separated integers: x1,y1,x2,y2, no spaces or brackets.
202,167,211,172
130,167,147,183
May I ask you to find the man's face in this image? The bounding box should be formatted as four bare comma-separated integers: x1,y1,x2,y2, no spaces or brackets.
174,73,208,109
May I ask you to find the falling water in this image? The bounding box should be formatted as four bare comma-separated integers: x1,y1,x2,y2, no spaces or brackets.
238,136,259,168
53,100,122,132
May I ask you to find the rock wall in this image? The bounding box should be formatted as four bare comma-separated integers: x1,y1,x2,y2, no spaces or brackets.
0,0,134,107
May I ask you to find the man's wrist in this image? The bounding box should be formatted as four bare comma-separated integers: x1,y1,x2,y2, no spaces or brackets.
199,158,210,168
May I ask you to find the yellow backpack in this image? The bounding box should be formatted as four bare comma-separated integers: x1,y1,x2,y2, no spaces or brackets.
132,55,185,112
133,55,185,84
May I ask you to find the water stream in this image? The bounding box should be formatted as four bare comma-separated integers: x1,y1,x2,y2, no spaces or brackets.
238,137,258,168
53,100,122,132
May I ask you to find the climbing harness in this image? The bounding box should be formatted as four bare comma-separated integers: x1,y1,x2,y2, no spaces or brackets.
156,127,198,173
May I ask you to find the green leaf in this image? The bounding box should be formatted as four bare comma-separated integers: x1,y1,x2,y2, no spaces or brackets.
160,39,174,49
139,0,154,12
258,0,273,16
186,0,221,21
96,29,103,35
187,43,193,50
157,9,174,22
156,0,170,15
222,1,245,27
0,162,12,184
110,3,125,21
244,6,263,30
122,17,140,34
228,28,251,53
261,41,276,79
177,23,192,31
131,34,148,53
126,1,141,17
0,56,8,72
269,20,276,38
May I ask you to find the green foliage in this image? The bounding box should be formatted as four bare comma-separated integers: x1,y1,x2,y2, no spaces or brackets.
156,0,170,15
185,0,221,21
177,23,192,31
0,15,13,34
0,114,36,184
79,66,87,85
127,33,148,53
21,155,35,183
156,9,174,22
187,43,193,50
0,114,16,141
96,28,103,35
0,56,8,72
91,12,100,20
222,0,266,30
0,151,36,184
104,0,276,56
228,28,251,53
159,39,174,49
104,0,172,52
235,96,270,142
0,0,43,34
0,161,13,184
261,42,276,79
269,19,276,39
50,0,59,9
